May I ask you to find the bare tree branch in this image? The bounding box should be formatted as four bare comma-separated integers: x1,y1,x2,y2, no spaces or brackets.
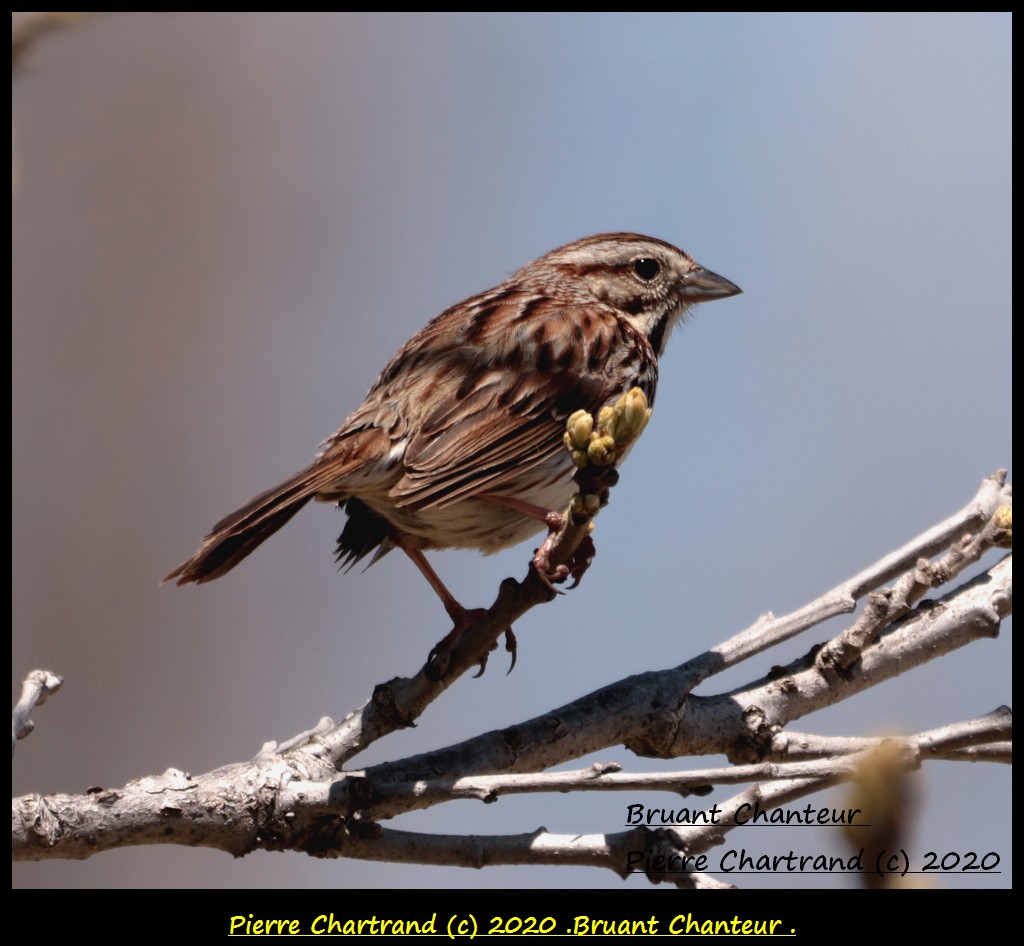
12,472,1012,876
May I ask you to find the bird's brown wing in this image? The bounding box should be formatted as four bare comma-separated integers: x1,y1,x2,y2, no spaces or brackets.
391,302,651,509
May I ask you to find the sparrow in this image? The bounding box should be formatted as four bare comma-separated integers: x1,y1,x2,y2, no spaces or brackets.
164,233,741,653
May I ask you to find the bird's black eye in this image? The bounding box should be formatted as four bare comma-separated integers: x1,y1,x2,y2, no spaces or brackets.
632,257,661,281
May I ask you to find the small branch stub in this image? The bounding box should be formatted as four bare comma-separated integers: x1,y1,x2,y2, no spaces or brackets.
12,670,63,757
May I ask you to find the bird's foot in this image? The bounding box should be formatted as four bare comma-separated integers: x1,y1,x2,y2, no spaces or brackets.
530,510,570,589
530,505,599,591
426,604,516,679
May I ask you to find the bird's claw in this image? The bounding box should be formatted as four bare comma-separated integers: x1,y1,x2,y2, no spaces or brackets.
503,627,518,674
427,607,517,679
565,534,596,589
470,627,517,677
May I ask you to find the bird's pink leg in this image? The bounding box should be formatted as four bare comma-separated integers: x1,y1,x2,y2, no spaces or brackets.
402,546,516,675
482,494,571,588
481,493,566,530
402,546,477,632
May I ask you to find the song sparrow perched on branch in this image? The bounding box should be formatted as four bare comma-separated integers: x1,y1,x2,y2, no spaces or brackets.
164,233,740,639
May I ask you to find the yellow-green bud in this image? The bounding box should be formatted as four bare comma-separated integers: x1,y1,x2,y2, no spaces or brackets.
614,388,652,443
565,410,594,450
596,405,616,439
587,435,617,466
570,493,601,517
994,504,1012,547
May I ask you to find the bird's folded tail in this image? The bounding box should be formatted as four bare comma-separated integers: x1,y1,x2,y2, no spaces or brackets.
162,466,332,586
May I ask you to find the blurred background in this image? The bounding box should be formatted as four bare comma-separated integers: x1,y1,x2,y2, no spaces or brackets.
13,13,1010,889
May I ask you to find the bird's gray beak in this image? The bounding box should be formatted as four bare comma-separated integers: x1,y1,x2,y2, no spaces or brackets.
682,267,742,303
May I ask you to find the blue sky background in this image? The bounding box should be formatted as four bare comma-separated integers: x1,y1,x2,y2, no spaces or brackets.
13,13,1010,890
